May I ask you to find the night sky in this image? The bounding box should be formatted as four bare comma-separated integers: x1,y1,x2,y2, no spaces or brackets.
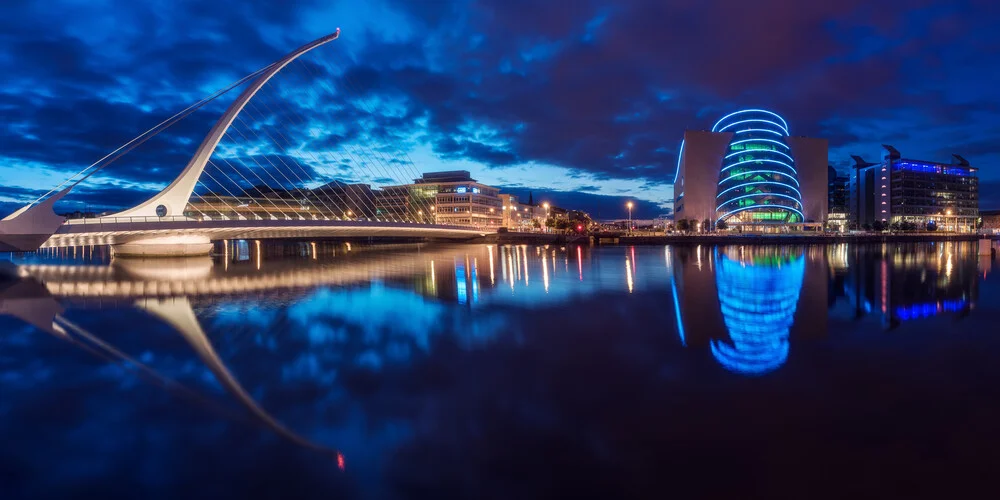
2,0,999,219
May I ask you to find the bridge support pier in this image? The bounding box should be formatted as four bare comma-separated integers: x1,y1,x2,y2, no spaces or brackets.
980,238,994,256
112,235,214,258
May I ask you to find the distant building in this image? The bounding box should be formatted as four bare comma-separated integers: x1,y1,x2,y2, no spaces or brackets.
980,209,1000,234
828,166,850,227
849,146,979,232
499,194,518,228
187,181,378,220
673,109,828,231
392,171,503,227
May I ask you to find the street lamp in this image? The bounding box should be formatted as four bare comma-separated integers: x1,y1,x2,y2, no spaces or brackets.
946,208,953,232
626,201,634,235
542,202,550,233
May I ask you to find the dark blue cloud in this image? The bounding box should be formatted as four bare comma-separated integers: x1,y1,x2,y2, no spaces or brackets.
1,0,999,218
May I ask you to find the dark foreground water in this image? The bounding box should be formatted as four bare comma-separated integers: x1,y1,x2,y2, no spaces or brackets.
1,241,999,499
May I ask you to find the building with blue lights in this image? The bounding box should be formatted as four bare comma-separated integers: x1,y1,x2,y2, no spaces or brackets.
673,109,828,230
849,146,979,232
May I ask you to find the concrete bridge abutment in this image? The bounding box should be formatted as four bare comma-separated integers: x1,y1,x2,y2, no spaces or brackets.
111,235,214,258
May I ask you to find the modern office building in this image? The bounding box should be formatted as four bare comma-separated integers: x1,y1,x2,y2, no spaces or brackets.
673,109,828,231
849,146,979,232
406,171,503,227
828,166,850,228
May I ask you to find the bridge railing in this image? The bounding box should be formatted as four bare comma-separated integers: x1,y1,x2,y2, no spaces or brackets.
63,216,201,225
59,215,498,232
63,215,335,225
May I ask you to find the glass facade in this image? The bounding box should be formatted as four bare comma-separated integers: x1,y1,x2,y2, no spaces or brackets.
714,109,804,226
887,160,978,231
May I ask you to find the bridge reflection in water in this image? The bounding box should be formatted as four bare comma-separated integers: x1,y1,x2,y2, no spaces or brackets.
0,241,986,466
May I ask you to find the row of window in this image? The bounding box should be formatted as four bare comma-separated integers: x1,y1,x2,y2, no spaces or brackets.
892,175,978,185
893,207,979,216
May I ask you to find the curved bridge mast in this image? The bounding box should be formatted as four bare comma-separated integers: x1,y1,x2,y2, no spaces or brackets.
111,30,341,219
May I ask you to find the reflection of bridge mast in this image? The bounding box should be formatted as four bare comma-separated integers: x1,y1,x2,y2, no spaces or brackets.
1,267,343,464
138,297,343,461
711,247,806,375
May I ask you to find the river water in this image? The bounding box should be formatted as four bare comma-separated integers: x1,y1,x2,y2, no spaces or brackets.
1,241,998,499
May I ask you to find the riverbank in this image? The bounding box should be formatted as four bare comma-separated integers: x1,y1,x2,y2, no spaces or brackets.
478,232,993,246
613,233,989,246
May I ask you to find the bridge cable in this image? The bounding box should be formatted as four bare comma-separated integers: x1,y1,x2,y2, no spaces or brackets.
206,149,280,220
315,56,439,222
237,99,360,222
30,62,280,206
194,172,247,219
250,69,386,220
232,105,340,220
217,126,304,219
205,159,276,220
232,103,344,221
256,69,393,223
286,57,408,222
222,116,313,220
305,57,436,222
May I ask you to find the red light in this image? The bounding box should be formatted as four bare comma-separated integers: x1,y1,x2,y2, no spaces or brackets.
576,225,583,231
337,452,346,471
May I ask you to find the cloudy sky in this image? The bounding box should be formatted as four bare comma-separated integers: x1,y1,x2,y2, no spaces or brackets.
2,0,999,219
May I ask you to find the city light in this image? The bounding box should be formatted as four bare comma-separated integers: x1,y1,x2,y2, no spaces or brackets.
626,201,633,235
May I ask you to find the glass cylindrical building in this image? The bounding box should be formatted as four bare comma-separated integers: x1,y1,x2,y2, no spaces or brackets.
714,109,803,226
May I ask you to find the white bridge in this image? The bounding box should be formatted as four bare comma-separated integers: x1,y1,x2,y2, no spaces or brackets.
0,29,492,256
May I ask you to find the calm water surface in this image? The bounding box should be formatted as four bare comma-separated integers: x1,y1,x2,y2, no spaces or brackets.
2,241,999,499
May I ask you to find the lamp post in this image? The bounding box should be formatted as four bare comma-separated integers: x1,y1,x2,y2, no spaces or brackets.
946,208,953,232
542,202,550,233
626,201,634,235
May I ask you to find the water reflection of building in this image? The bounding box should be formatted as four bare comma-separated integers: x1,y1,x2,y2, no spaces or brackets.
671,245,826,376
830,242,979,325
712,247,806,375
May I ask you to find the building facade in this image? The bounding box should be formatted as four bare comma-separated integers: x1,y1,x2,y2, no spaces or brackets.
499,194,518,228
828,166,850,228
849,146,979,232
673,109,828,231
413,171,503,228
981,209,1000,234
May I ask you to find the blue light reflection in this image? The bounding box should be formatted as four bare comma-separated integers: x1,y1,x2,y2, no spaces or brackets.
711,249,806,376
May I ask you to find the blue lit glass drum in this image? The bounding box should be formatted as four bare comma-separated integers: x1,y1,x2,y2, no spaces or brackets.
714,109,803,225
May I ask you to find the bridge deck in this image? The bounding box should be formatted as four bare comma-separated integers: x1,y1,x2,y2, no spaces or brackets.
44,218,490,248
